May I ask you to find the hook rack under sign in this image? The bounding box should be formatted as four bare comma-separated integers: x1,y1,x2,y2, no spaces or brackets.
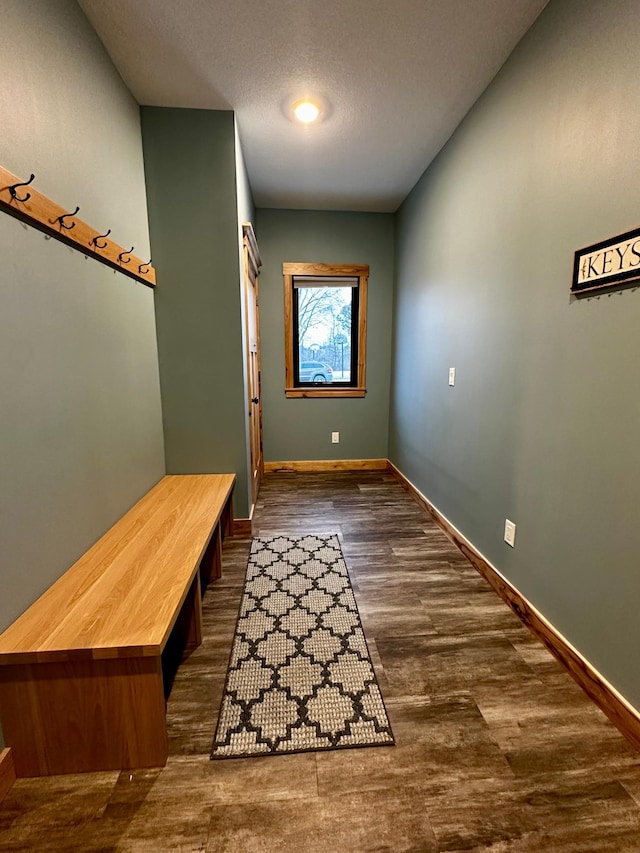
0,165,156,287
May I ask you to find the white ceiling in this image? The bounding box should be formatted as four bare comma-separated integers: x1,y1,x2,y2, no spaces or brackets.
78,0,549,212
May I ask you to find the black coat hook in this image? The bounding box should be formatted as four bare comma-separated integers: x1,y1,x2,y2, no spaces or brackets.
57,206,80,230
92,228,111,249
8,173,35,203
119,246,134,265
138,258,152,274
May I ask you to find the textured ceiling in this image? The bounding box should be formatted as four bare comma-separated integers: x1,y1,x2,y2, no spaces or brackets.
78,0,549,212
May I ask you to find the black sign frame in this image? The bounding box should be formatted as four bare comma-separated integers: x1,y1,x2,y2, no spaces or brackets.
572,225,640,296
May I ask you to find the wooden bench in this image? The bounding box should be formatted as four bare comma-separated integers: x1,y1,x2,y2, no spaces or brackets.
0,473,235,777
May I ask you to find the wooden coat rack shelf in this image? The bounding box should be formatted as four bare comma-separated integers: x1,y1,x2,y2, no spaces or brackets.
0,165,156,287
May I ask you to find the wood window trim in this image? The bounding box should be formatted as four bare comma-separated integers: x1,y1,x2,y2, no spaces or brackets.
283,262,368,398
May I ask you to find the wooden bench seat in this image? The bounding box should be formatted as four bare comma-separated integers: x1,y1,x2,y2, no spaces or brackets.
0,473,235,777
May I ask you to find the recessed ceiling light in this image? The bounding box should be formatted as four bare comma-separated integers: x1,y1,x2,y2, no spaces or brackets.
293,100,320,124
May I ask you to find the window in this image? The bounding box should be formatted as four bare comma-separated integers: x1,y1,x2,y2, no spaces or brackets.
283,263,368,398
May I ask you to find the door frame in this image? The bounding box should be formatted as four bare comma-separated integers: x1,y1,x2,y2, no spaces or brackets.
242,222,263,517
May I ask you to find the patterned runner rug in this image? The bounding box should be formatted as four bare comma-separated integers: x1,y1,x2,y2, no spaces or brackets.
211,534,395,758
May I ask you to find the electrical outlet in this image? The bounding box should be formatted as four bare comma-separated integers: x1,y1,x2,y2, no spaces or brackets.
504,519,516,547
331,431,340,444
449,367,456,386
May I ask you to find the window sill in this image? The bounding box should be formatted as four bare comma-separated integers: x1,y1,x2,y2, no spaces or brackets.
285,387,366,398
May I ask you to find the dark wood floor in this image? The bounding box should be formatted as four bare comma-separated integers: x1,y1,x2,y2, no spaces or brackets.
2,471,640,851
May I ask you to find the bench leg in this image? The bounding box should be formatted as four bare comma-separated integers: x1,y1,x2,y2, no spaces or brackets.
184,572,203,650
222,495,234,539
200,524,222,589
199,492,232,590
0,656,168,777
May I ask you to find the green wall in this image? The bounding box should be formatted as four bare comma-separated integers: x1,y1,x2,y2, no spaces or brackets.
390,0,640,707
141,108,250,517
0,0,166,745
256,209,394,462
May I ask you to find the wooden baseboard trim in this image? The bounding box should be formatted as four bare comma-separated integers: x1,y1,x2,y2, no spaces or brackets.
264,459,388,473
232,517,252,537
0,748,15,803
387,459,640,754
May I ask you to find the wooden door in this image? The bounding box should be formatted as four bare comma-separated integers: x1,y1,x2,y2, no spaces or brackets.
242,223,263,513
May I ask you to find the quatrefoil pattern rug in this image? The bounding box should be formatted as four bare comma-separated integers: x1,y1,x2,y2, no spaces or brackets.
211,534,394,758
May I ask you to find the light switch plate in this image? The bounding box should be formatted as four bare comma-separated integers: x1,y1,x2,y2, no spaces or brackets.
504,519,516,547
449,367,456,386
331,432,340,444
